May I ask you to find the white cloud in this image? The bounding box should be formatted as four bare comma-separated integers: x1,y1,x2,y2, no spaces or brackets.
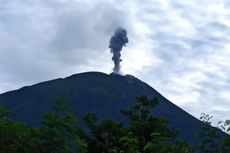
0,0,229,123
124,0,230,123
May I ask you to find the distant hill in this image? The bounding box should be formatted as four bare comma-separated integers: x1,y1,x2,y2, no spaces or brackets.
0,72,227,143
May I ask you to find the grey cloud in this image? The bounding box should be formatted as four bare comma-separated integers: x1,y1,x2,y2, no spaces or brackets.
50,1,130,65
0,0,229,124
0,0,130,92
53,4,127,50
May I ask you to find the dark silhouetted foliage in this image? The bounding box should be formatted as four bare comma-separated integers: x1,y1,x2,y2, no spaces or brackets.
0,96,229,153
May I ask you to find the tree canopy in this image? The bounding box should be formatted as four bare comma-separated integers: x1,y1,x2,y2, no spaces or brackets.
0,96,229,153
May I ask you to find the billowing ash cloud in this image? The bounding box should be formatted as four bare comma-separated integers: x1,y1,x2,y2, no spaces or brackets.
109,27,128,74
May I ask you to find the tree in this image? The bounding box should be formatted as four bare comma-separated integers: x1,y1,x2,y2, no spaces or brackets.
34,96,86,153
77,96,191,153
0,97,86,153
0,106,34,153
195,113,230,153
1,96,229,153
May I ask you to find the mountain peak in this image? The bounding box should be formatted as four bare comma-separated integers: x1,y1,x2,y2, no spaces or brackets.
0,71,227,142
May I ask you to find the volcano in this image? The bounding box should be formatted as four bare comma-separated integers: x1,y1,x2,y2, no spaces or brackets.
0,72,227,143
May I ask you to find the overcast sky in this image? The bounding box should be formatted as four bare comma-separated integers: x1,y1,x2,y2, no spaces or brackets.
0,0,229,123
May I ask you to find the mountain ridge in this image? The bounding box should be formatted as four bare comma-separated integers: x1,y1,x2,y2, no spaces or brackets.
0,71,227,143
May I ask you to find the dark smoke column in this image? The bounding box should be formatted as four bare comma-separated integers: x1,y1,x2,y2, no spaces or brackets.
109,27,128,74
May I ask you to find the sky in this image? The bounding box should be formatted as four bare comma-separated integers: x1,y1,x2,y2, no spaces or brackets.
0,0,229,123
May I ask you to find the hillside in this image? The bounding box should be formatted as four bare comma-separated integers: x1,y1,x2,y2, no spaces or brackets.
0,72,226,143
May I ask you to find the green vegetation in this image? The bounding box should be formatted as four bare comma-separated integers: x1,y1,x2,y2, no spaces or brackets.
0,97,86,153
0,96,229,153
195,113,230,153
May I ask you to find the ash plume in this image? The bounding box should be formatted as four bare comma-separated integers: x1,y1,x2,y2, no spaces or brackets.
109,27,128,74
